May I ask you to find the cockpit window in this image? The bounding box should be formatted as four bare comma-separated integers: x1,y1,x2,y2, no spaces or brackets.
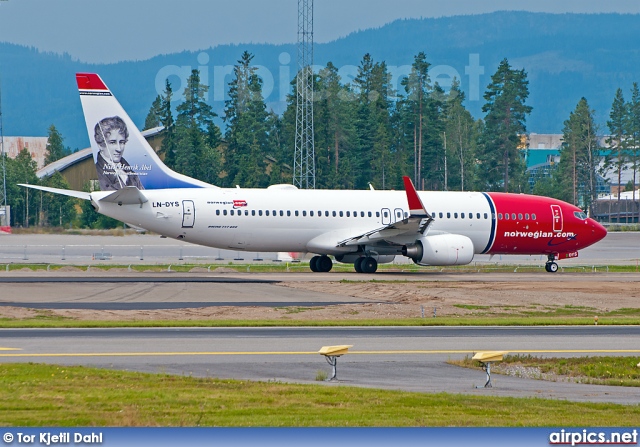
574,211,588,220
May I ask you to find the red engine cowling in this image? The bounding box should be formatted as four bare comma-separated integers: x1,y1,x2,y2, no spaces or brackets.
402,234,475,266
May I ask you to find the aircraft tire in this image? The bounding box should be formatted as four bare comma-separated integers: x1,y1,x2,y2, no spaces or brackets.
309,255,320,272
354,257,364,273
548,262,559,273
361,257,378,274
317,255,333,272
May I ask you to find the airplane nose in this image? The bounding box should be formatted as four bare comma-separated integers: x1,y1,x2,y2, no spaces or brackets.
589,219,607,243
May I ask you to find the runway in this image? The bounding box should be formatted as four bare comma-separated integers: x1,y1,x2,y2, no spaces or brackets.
1,326,640,405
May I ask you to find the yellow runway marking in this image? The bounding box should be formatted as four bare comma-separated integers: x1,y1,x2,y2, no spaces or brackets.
0,347,21,351
1,349,640,358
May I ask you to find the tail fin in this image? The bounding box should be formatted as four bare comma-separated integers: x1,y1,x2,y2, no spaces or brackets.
76,73,214,191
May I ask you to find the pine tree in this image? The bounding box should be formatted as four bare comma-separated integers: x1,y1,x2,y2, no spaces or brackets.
5,148,38,227
314,62,357,188
159,80,176,166
626,83,640,202
401,52,431,187
605,88,629,201
172,69,221,183
480,58,532,192
558,98,600,214
223,51,270,187
44,124,68,165
443,79,479,191
143,95,163,130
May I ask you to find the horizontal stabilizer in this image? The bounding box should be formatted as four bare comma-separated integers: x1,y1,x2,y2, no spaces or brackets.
98,186,148,206
18,184,91,201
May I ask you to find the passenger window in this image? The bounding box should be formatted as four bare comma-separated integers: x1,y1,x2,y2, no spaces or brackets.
339,211,343,217
518,213,523,220
477,213,481,219
498,213,502,219
461,213,465,219
383,211,388,218
216,210,220,216
280,210,284,216
258,210,262,216
332,211,336,217
295,211,299,217
361,212,365,217
469,213,473,219
504,213,509,220
287,210,291,217
439,212,443,218
245,210,249,216
454,213,458,219
376,212,380,217
303,211,307,217
447,212,451,219
404,212,409,218
231,210,235,216
252,210,256,216
532,213,537,220
511,213,516,220
346,211,350,217
223,210,227,216
310,211,314,217
265,210,270,216
368,211,372,217
525,213,529,220
325,211,329,217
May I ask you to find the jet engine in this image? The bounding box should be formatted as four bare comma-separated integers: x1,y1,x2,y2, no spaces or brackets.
402,234,474,266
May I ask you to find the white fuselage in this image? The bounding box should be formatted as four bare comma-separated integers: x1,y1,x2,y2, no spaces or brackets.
95,187,495,255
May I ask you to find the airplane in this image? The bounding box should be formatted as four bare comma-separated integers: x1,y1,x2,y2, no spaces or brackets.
20,73,607,273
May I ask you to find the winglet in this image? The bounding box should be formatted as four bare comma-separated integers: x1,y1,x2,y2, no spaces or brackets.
402,176,431,218
76,73,109,91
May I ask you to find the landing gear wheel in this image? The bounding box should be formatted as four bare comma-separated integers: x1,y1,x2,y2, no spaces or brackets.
309,255,320,272
354,257,364,273
547,262,559,273
316,255,333,273
360,257,378,274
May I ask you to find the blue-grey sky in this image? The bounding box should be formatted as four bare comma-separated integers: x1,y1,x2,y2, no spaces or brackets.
1,0,640,63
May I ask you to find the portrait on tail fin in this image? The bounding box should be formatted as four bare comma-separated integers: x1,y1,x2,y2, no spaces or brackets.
93,116,144,191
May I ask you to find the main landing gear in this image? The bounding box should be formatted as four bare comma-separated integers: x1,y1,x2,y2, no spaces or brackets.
545,254,559,273
354,256,378,274
310,255,333,272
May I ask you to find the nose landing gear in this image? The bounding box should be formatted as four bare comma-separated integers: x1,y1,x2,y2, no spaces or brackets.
545,254,559,273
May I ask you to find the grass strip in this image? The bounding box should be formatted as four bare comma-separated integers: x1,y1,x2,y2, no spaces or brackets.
452,355,640,387
1,363,639,426
1,316,640,328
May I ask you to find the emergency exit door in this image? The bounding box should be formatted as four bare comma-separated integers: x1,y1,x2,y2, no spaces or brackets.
182,200,195,228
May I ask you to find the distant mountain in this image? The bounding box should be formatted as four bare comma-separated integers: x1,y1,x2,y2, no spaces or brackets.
2,11,640,150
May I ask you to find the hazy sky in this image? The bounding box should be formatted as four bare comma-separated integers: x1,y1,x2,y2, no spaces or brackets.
1,0,640,63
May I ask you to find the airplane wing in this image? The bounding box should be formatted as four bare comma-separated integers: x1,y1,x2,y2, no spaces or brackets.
337,177,433,247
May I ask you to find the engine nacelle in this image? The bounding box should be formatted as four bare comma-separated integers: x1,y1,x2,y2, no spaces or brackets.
335,254,396,264
402,234,474,266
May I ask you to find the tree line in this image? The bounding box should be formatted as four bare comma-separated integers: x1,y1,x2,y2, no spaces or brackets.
3,50,636,228
145,52,533,195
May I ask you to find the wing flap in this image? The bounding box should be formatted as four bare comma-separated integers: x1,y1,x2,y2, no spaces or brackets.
337,177,434,247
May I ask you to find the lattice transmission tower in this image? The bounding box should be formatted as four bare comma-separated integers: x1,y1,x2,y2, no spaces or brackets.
293,0,315,189
0,81,7,226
